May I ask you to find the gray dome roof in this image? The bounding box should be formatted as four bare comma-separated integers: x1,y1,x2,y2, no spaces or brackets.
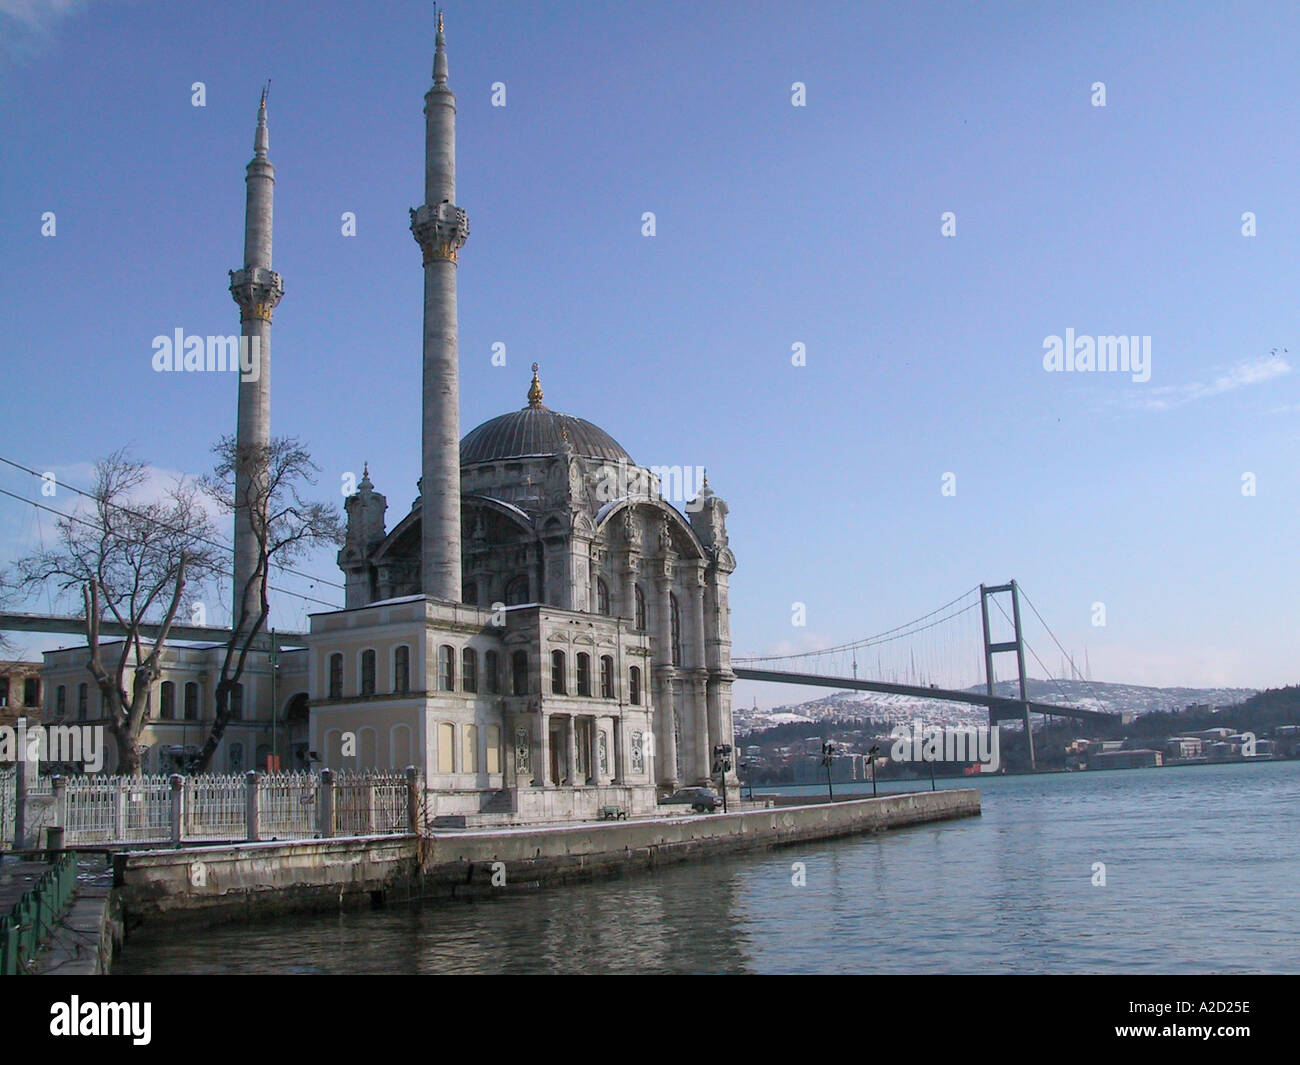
460,364,634,466
460,406,632,466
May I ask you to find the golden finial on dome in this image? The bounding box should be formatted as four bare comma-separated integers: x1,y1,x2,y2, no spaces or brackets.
528,362,544,408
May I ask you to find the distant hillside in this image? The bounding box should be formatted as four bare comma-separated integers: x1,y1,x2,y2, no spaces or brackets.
734,678,1257,733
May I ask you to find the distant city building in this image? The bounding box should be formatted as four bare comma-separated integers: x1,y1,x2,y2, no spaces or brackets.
0,660,42,732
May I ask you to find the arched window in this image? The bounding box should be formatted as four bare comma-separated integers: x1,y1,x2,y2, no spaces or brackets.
576,653,591,697
230,683,244,720
635,585,647,632
596,578,610,616
361,650,377,696
629,666,641,705
24,678,40,707
181,682,197,721
551,650,567,695
439,646,455,691
511,651,529,695
463,579,478,606
328,653,344,699
505,575,529,605
394,645,410,694
670,592,682,666
600,655,614,699
56,685,66,718
77,683,87,720
462,647,478,693
160,681,176,720
485,650,500,694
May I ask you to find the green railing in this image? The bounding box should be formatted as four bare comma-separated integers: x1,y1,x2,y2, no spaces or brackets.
0,852,79,976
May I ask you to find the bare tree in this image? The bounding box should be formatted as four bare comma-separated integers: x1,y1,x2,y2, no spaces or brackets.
16,450,221,775
190,435,343,772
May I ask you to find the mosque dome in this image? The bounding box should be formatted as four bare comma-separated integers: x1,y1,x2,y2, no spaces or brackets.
459,364,633,466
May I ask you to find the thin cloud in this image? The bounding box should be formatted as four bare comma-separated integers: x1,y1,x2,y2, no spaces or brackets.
1126,354,1291,412
0,0,92,67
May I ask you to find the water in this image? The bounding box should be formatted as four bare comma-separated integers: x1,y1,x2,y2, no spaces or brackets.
114,760,1300,974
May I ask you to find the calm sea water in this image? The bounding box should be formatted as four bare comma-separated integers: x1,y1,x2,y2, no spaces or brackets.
114,760,1300,974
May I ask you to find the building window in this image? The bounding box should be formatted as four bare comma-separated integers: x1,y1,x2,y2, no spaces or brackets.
23,678,40,707
462,647,478,693
77,683,88,721
329,653,343,699
576,653,592,697
0,678,7,707
635,585,646,631
56,685,66,718
160,681,176,720
230,683,244,720
486,724,501,775
600,655,614,699
596,578,610,616
629,666,641,706
361,649,377,696
438,722,454,774
464,579,478,606
394,645,410,694
184,682,199,721
511,651,529,696
485,650,500,694
551,650,567,695
505,575,529,605
439,646,455,691
670,592,682,666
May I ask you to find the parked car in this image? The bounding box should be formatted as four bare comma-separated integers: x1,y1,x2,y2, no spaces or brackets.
659,787,723,813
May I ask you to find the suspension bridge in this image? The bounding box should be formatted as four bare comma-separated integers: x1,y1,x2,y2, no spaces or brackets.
732,581,1118,769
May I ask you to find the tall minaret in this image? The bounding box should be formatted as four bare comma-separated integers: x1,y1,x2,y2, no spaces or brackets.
410,12,469,601
228,89,283,636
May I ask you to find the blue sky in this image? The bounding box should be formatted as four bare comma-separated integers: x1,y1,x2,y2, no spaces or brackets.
3,0,1300,705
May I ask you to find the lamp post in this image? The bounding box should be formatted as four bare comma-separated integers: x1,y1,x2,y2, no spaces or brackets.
269,628,280,772
821,741,835,802
712,743,732,813
868,744,880,797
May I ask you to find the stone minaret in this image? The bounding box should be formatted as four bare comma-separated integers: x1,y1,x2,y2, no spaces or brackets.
228,89,283,636
410,12,469,601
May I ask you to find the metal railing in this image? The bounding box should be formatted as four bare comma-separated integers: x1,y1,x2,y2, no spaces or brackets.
0,851,79,975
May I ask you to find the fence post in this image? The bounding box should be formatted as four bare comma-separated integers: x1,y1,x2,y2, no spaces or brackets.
50,777,66,849
169,775,183,847
245,770,260,843
14,717,35,849
318,768,334,838
405,766,419,833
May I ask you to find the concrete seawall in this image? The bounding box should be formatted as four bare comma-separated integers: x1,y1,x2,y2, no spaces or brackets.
114,789,979,926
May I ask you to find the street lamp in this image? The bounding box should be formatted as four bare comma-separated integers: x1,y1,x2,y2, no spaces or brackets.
821,741,835,802
867,744,880,797
712,743,733,813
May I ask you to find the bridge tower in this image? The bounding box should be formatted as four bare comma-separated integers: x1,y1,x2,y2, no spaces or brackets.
980,581,1034,769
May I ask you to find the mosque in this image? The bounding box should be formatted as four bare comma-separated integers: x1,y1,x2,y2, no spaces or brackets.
45,16,739,824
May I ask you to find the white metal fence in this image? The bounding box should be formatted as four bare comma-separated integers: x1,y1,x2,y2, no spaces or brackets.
63,775,173,845
54,769,415,847
335,770,411,837
258,771,318,839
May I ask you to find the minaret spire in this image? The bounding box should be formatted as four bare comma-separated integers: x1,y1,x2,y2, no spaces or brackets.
410,12,469,601
228,90,284,637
